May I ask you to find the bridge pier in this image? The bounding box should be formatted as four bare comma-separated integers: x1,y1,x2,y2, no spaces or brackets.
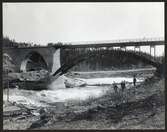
134,46,136,52
149,45,156,58
154,46,156,58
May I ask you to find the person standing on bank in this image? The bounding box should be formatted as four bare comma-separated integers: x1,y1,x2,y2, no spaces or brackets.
121,80,126,92
113,81,118,93
133,75,137,86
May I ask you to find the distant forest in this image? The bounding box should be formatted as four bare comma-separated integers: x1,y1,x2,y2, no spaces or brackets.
3,37,63,48
3,37,35,48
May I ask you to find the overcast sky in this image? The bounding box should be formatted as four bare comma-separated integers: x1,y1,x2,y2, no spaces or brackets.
3,2,164,46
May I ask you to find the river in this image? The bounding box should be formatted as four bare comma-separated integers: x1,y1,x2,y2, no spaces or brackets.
3,71,147,108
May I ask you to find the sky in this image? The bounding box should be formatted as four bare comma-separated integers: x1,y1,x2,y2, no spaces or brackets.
3,2,164,56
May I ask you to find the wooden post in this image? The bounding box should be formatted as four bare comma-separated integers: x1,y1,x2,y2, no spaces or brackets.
150,46,151,56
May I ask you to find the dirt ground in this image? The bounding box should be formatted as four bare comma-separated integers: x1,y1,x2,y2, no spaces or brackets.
3,72,165,130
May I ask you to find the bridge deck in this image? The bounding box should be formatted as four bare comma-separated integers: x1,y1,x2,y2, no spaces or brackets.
3,40,164,49
60,41,164,48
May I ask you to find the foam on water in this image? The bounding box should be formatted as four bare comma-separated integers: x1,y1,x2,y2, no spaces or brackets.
3,86,109,107
37,86,108,102
48,75,66,90
3,91,45,107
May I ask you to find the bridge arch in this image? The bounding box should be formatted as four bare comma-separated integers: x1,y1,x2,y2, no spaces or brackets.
53,49,163,77
20,51,48,72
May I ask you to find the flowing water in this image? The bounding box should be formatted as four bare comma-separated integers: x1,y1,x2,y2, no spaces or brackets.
3,75,145,108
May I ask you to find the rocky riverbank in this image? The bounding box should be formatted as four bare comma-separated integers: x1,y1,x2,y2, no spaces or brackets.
37,76,165,130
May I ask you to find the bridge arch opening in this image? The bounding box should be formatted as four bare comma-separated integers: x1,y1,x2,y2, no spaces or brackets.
53,49,163,77
20,51,48,72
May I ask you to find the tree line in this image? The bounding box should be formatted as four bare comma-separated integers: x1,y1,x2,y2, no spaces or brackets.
3,36,36,48
3,36,64,48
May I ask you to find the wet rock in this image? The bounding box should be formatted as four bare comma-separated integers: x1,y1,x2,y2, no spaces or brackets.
64,77,86,88
15,116,26,120
28,108,50,129
28,119,49,130
3,105,22,117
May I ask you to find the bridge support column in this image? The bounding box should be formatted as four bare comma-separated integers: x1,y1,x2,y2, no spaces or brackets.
154,46,156,58
134,46,140,52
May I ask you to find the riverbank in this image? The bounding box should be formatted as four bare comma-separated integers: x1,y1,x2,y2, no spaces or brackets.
3,75,165,130
37,76,165,130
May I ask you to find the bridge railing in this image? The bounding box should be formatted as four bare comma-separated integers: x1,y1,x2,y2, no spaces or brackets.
63,37,164,45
